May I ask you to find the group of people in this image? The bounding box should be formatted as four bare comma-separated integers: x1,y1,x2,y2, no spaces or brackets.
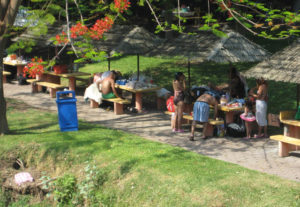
171,67,268,141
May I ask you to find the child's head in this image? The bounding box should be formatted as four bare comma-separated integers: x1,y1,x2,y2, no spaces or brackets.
174,72,185,81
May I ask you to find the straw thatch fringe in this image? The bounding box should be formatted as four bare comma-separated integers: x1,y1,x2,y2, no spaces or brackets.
207,32,270,63
243,39,300,83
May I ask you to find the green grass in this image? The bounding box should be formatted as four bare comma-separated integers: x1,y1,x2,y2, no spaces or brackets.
1,99,300,206
80,55,298,114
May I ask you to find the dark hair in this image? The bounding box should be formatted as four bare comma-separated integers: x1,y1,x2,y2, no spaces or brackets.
256,77,267,86
230,67,238,78
174,72,184,81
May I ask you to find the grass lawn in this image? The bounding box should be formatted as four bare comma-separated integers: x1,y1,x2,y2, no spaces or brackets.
1,99,300,206
80,55,298,114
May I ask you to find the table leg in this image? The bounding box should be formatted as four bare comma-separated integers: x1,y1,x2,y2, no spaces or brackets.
156,97,164,110
135,92,142,112
225,111,235,124
16,65,24,76
69,77,76,92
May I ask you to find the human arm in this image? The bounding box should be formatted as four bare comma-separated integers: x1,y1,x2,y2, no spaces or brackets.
110,80,121,98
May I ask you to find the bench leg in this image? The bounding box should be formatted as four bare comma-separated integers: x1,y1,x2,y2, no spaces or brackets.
114,103,124,115
90,99,98,108
3,75,7,83
205,124,214,137
49,88,57,98
31,83,38,93
135,93,142,112
279,141,290,157
156,98,164,110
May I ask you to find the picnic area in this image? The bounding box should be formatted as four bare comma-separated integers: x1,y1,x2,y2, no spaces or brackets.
1,1,300,206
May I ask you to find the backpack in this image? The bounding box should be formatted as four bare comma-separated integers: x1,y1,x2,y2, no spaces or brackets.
226,122,246,137
166,96,175,112
18,74,28,85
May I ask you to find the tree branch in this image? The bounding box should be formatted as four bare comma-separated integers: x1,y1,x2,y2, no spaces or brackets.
73,0,84,24
65,0,79,58
145,0,163,29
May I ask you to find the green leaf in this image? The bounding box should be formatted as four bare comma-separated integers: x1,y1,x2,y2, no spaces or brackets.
198,24,211,31
212,29,227,38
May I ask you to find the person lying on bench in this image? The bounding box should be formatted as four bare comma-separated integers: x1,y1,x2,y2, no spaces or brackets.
189,92,219,141
100,71,121,99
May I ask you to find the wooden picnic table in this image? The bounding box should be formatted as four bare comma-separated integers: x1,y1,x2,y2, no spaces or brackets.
218,105,244,124
42,71,91,92
270,111,300,157
2,71,11,83
3,60,27,76
115,84,161,112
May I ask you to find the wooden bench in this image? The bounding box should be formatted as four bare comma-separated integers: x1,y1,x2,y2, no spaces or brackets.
164,111,224,136
270,135,300,157
3,71,11,83
35,81,66,98
90,98,131,115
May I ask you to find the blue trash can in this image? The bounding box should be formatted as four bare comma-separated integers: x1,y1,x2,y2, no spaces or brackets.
56,91,78,132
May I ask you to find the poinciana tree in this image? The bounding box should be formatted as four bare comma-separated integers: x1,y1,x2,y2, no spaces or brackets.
0,0,130,135
0,0,299,135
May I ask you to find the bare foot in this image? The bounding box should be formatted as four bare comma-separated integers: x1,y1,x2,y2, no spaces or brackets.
189,135,195,141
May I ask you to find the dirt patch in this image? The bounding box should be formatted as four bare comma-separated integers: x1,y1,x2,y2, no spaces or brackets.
6,98,34,112
0,155,47,205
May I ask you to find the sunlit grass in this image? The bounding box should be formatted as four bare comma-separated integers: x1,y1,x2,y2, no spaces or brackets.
1,99,300,206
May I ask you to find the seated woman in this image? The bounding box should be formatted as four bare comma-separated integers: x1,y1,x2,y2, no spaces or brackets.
229,67,247,99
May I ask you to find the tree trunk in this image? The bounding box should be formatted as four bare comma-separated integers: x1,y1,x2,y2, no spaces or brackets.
0,0,21,135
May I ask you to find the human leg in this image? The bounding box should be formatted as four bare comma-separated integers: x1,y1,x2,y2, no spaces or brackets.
177,101,184,132
174,105,178,130
201,122,208,139
190,120,196,141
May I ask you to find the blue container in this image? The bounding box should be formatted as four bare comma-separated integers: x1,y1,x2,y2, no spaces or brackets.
56,91,78,132
116,79,127,85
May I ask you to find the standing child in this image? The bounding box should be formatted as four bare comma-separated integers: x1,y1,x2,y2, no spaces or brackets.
172,72,186,133
240,100,256,139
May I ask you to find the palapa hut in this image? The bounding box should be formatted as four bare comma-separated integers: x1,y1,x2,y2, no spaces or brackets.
243,39,300,83
243,38,300,106
207,32,270,63
148,30,270,88
111,26,163,79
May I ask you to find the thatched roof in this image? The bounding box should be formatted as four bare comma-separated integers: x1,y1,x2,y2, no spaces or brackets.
147,31,219,62
12,24,69,48
243,39,300,83
207,32,270,63
148,31,270,63
111,27,163,55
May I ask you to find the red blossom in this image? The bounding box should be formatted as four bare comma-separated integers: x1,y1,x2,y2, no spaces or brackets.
23,57,44,78
114,0,130,13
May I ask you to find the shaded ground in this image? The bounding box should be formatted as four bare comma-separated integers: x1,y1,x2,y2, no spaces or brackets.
4,82,300,182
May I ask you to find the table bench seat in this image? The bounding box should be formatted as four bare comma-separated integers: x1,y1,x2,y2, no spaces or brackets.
164,111,224,136
270,135,300,157
90,98,131,115
3,71,11,83
35,81,66,98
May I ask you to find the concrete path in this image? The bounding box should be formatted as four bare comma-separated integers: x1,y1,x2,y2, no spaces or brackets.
4,82,300,182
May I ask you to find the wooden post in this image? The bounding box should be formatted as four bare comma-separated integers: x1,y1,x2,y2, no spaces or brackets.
108,55,110,71
297,84,299,109
137,53,140,81
188,59,191,90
